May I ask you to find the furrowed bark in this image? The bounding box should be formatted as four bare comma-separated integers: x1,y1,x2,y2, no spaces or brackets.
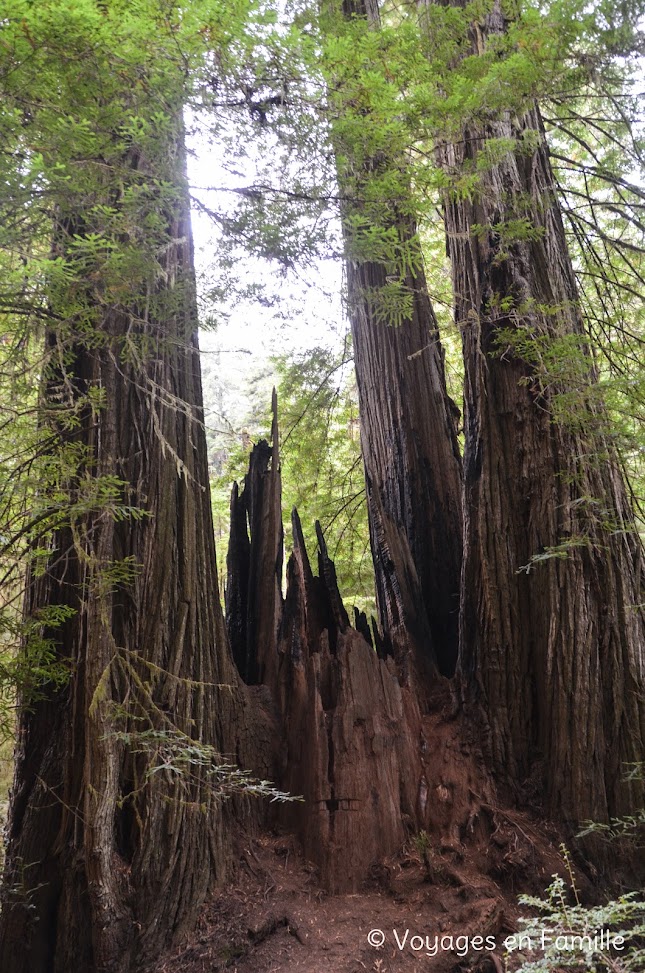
331,0,463,676
0,126,257,973
427,0,645,832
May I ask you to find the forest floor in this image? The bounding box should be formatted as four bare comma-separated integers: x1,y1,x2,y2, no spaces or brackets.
157,820,573,973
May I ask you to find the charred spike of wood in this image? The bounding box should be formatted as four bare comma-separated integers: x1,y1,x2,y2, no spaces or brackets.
291,507,314,586
370,615,388,660
353,606,373,649
277,508,327,665
226,480,254,683
225,398,495,896
315,520,350,641
226,394,283,689
364,480,437,681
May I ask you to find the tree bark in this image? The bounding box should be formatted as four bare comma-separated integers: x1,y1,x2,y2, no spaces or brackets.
0,126,256,973
333,0,464,677
226,391,283,690
274,509,414,891
428,0,645,830
226,419,494,892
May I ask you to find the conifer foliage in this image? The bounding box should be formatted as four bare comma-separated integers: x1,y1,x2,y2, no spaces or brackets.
0,4,273,970
0,0,644,969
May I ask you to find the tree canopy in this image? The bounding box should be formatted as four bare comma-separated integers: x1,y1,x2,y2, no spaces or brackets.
0,0,644,970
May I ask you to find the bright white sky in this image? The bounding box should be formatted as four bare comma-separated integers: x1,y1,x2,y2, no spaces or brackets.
186,129,346,431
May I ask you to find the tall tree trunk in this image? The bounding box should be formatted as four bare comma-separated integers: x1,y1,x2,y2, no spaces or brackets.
0,126,255,973
332,0,463,676
428,0,645,830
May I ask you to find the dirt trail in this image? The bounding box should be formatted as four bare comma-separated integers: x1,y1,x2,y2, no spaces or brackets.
158,821,570,973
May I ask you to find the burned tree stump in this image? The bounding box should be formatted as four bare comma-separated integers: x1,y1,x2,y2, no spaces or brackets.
227,400,492,893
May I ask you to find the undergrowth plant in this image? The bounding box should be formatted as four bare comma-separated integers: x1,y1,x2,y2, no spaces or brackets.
510,845,645,973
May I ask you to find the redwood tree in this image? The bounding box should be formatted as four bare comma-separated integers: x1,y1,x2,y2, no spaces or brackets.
329,0,463,676
0,5,264,970
427,0,645,829
2,5,644,970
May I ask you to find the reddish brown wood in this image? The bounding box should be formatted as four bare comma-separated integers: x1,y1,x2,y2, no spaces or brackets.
431,0,645,829
274,510,414,890
271,504,500,891
335,0,464,677
0,130,258,973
